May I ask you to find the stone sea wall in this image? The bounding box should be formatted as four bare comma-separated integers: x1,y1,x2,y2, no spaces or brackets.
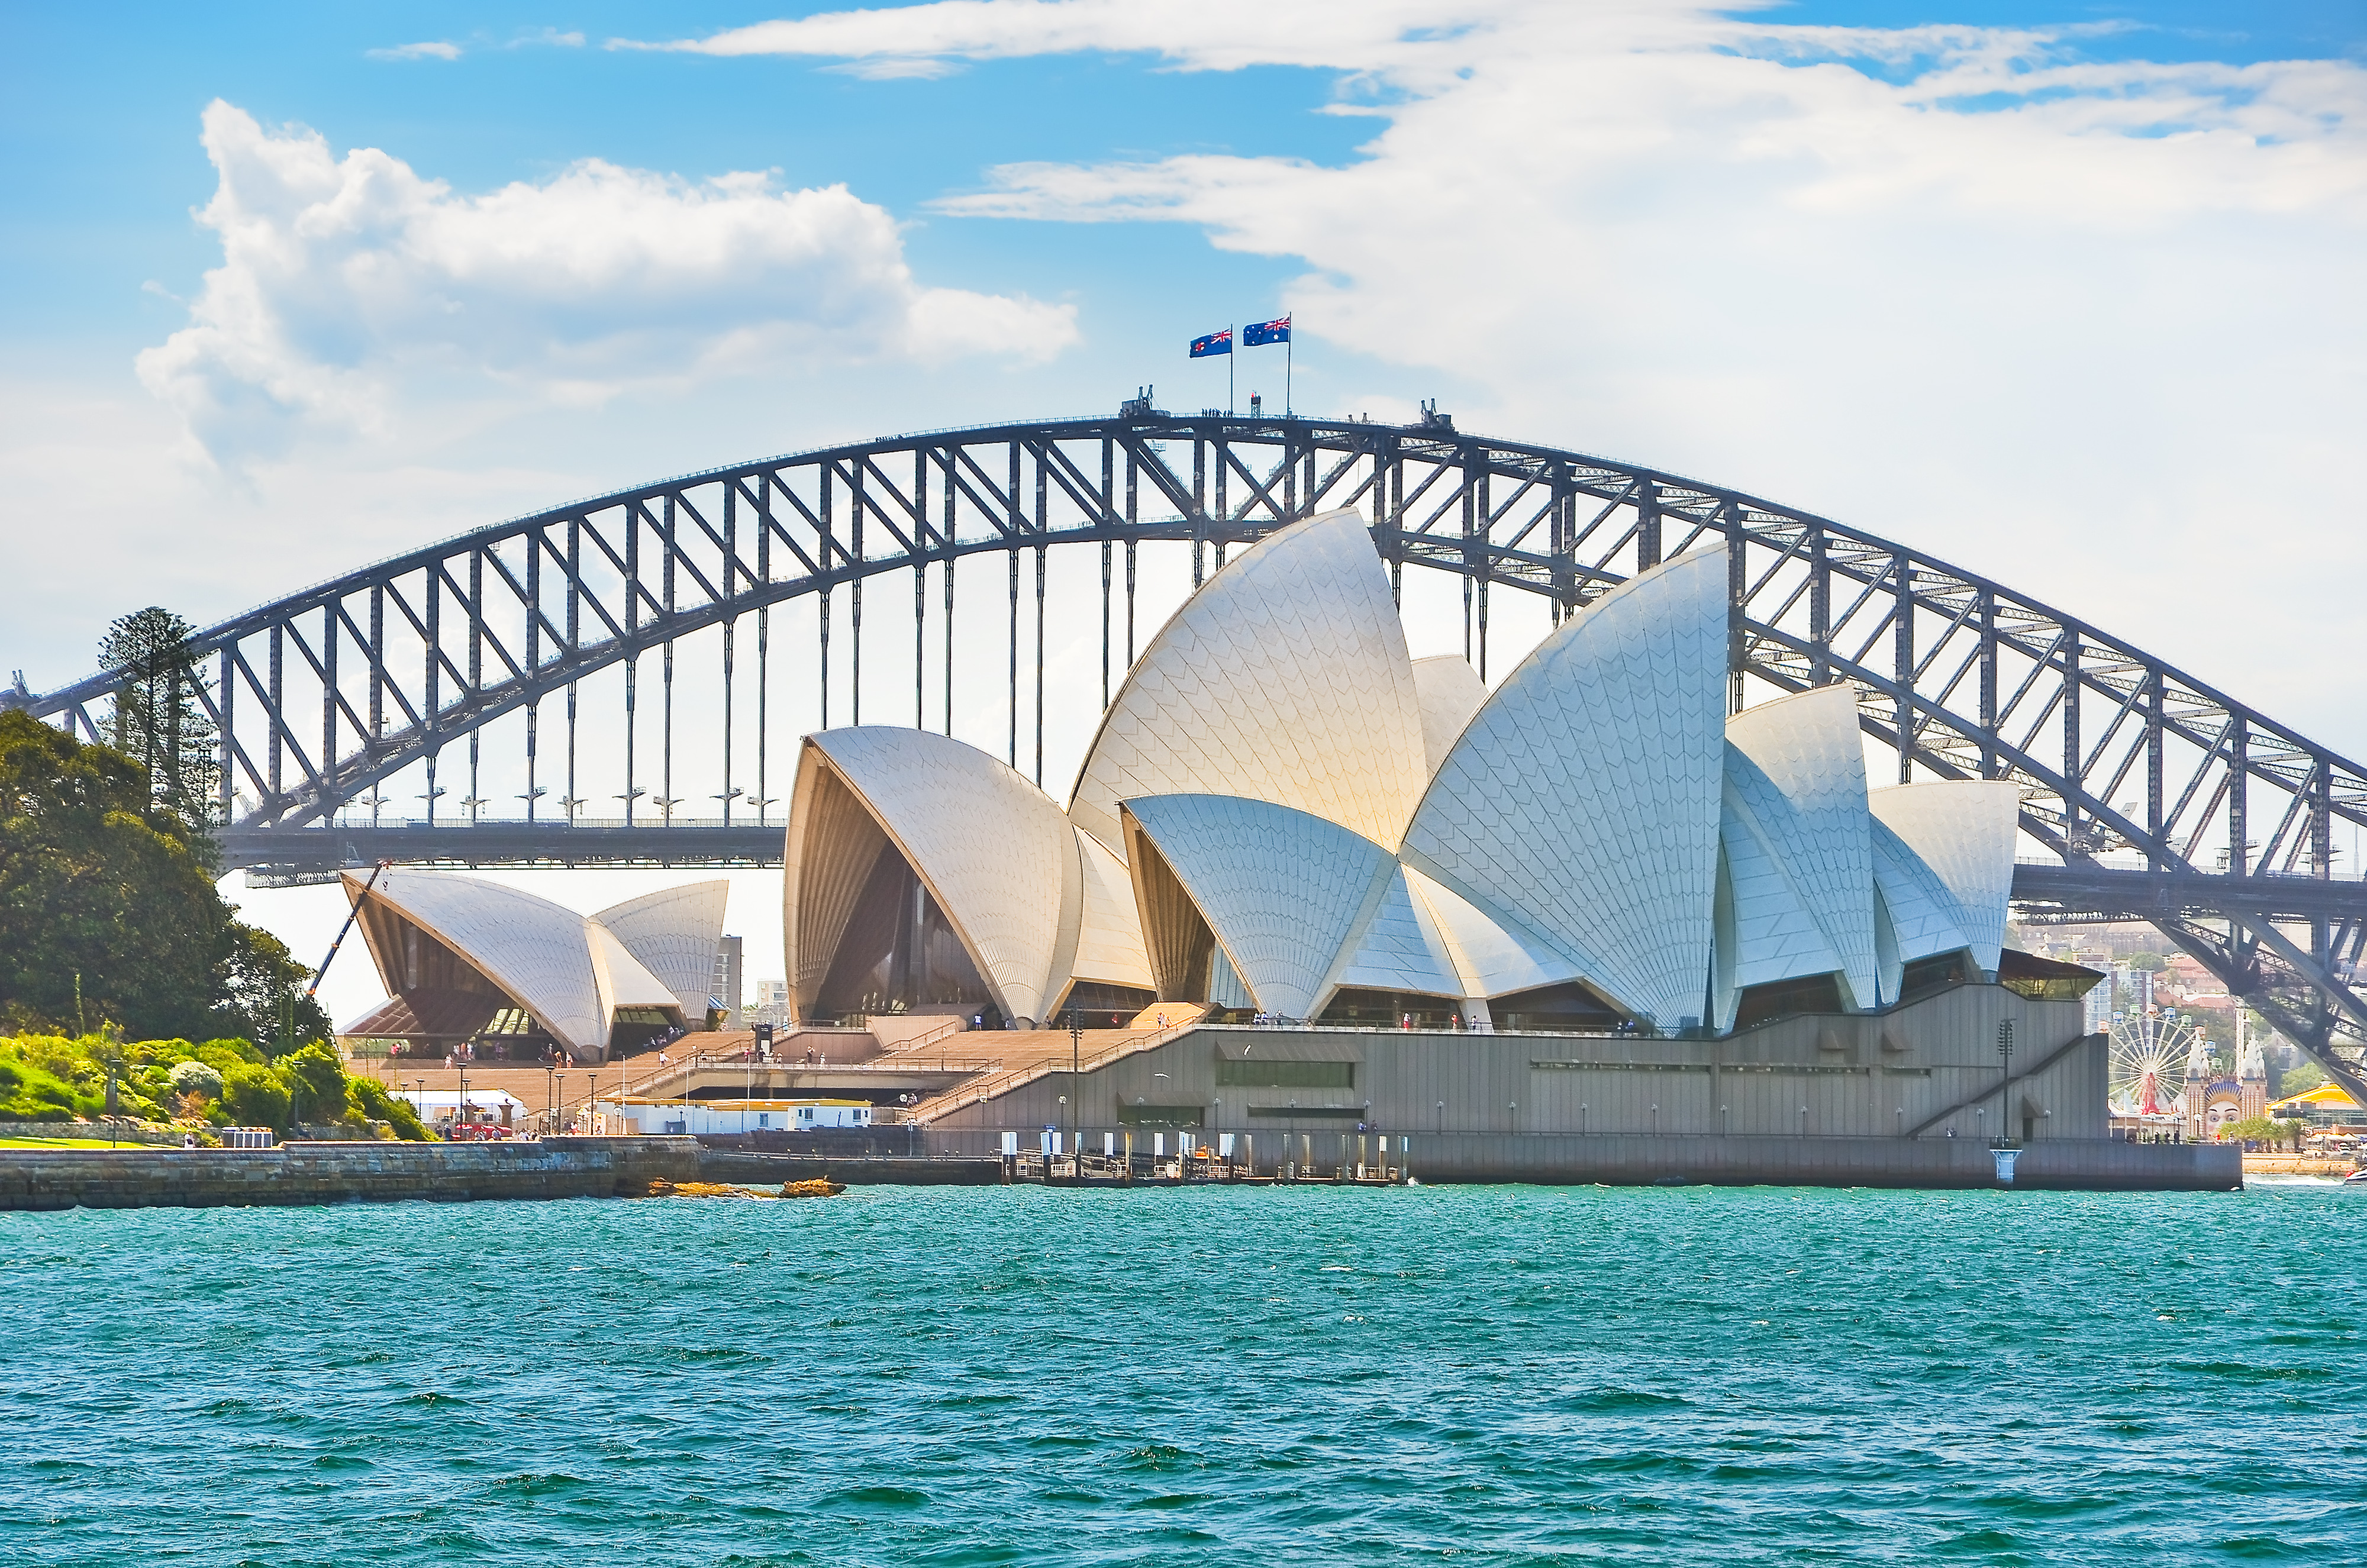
0,1136,700,1212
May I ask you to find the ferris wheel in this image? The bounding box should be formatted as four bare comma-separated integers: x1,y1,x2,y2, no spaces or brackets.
2108,1011,2207,1118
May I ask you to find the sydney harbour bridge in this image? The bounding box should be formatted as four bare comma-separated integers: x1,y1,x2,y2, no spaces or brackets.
11,402,2367,1098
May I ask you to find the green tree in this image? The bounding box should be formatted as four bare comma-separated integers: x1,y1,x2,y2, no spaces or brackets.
220,1061,291,1130
212,923,331,1058
2219,1114,2294,1147
0,711,227,1037
2275,1060,2328,1099
97,606,220,827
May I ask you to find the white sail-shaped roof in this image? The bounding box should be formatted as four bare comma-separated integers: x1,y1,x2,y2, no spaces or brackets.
592,881,730,1018
1870,818,1971,998
1399,551,1728,1028
1068,508,1430,855
1718,748,1851,1016
1407,868,1581,999
1121,794,1396,1021
344,867,610,1058
1411,654,1488,775
586,922,683,1017
1068,827,1154,991
1332,864,1465,999
1725,686,1878,1008
804,728,1082,1027
1869,780,2023,973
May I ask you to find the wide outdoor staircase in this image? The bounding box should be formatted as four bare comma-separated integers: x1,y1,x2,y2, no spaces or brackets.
904,1023,1199,1124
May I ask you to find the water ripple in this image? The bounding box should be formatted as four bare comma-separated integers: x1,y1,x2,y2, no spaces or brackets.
5,1185,2365,1562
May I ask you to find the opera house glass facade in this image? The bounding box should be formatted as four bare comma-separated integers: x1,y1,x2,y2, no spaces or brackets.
783,509,2023,1037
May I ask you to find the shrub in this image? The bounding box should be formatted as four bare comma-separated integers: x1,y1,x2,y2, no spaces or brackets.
278,1042,347,1125
221,1062,291,1130
167,1060,224,1101
347,1075,434,1142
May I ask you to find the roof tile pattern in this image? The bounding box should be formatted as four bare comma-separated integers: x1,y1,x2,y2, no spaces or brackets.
1411,654,1489,776
1724,686,1878,1007
1869,780,2023,973
1123,793,1396,1021
1069,827,1154,989
1719,747,1850,1012
1068,509,1430,855
810,728,1081,1026
1406,869,1581,998
1869,818,1972,994
343,867,678,1059
1334,865,1465,999
592,881,731,1018
1400,551,1727,1027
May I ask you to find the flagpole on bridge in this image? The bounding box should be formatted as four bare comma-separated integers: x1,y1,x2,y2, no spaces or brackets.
1230,325,1236,415
1285,313,1292,415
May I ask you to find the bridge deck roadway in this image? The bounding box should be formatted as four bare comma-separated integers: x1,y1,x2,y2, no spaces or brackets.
243,823,2367,924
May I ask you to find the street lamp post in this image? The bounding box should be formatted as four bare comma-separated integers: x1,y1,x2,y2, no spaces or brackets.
1995,1019,2016,1145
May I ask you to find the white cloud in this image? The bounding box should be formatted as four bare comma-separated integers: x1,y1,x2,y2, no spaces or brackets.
136,101,1080,465
367,41,463,62
625,0,2367,747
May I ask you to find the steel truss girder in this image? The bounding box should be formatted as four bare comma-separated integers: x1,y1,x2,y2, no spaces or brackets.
14,406,2366,1083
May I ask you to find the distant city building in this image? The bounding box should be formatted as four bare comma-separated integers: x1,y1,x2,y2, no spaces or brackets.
712,935,743,1027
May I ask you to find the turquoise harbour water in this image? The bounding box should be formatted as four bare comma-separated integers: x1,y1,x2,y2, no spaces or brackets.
7,1183,2365,1566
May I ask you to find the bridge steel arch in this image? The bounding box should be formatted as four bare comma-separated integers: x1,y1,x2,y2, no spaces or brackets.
12,404,2366,1096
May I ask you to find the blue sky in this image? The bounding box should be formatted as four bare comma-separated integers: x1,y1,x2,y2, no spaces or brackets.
4,1,2362,1013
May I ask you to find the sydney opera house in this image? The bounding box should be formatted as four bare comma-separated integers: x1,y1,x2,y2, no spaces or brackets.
782,509,2027,1040
335,508,2212,1185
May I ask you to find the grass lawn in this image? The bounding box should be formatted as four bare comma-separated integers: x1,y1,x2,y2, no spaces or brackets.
0,1135,157,1149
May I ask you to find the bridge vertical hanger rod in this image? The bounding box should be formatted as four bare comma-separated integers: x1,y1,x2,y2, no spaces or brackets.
1124,444,1138,667
1725,506,1746,717
2146,669,2165,870
1191,434,1205,588
623,502,639,825
1808,526,1829,685
723,483,737,827
368,583,386,749
321,604,338,817
849,467,863,728
755,482,770,823
2059,628,2079,848
1034,453,1049,787
420,573,437,821
2229,717,2249,875
1976,586,1996,777
914,447,927,730
1008,441,1021,767
523,536,538,821
268,622,284,808
217,646,234,822
1892,557,1913,784
1475,457,1491,683
941,449,956,736
1460,446,1475,666
819,464,833,733
1212,430,1227,573
1388,440,1404,609
662,494,677,822
467,548,483,822
1101,435,1113,710
565,519,580,825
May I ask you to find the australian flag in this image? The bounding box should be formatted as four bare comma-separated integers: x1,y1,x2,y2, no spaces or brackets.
1243,314,1291,346
1189,327,1232,358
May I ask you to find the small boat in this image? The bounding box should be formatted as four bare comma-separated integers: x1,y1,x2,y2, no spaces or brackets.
2343,1168,2367,1186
